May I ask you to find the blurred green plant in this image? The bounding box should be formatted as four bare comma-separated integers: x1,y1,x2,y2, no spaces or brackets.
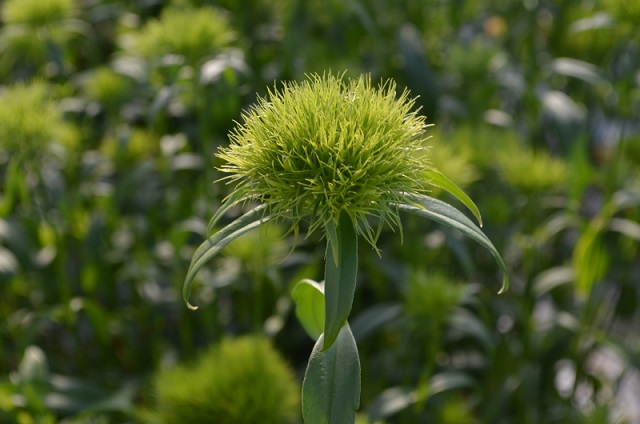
121,5,245,143
130,6,234,68
0,81,77,161
442,124,521,170
0,345,136,423
437,396,479,424
99,127,160,164
0,0,83,79
82,66,135,119
153,336,300,424
0,81,78,214
426,137,479,194
495,146,568,195
404,271,467,327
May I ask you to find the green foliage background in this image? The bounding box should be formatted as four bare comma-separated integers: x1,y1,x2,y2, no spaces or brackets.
1,0,639,422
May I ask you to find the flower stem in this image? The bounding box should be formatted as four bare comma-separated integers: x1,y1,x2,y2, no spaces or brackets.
323,212,358,350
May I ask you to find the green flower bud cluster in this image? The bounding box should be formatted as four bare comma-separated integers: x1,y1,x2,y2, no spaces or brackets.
218,73,433,250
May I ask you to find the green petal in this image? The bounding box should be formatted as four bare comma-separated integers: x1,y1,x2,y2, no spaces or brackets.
183,204,271,310
398,194,508,293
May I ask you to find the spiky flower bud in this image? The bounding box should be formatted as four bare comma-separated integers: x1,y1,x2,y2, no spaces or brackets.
218,73,433,249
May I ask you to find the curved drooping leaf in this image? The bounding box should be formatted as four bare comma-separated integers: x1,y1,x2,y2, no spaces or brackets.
292,279,325,340
302,324,360,424
323,213,358,350
397,193,508,293
425,169,482,226
206,187,250,235
183,204,271,310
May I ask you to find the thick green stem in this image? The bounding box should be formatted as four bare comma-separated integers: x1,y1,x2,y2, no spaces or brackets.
323,213,358,350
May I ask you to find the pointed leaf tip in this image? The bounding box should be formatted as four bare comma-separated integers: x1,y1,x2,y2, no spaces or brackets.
397,193,508,294
183,205,271,309
498,274,509,294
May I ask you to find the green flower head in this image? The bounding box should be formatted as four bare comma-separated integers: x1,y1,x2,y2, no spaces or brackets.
218,73,433,249
0,0,77,75
2,0,74,27
185,72,509,317
0,81,77,161
133,7,234,67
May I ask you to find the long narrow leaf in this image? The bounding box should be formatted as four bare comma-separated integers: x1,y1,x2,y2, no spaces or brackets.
325,218,340,267
302,324,361,424
426,169,482,226
206,187,250,235
183,204,271,310
323,213,358,350
397,193,508,293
